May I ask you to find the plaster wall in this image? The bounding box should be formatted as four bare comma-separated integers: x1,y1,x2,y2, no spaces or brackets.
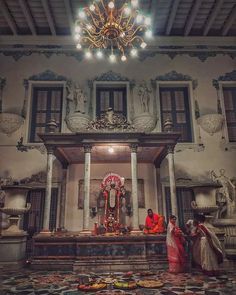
0,53,236,230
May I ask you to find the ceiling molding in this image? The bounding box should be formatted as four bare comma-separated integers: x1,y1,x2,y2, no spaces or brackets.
41,0,56,35
0,35,236,47
0,0,18,35
203,0,224,36
222,4,236,36
184,0,203,36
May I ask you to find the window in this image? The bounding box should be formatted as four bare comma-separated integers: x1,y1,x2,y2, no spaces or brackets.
96,86,127,118
223,87,236,142
30,86,63,143
160,87,192,142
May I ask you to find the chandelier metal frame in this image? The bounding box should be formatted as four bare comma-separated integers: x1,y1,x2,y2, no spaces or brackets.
74,0,152,61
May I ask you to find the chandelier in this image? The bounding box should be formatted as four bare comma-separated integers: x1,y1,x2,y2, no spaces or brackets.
74,0,152,62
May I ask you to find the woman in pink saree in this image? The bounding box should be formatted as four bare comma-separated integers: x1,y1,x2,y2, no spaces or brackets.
166,215,186,273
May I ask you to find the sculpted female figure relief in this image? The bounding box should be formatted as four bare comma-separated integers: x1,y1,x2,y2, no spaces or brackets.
138,81,152,113
211,169,236,218
67,82,87,114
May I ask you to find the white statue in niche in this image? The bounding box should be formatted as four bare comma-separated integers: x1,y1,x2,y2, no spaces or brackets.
138,81,152,113
211,169,236,218
74,84,86,113
66,83,87,114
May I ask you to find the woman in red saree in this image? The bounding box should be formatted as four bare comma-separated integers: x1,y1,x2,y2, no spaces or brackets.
166,215,186,273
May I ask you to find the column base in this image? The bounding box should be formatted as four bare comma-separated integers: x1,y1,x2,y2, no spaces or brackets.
80,229,92,236
39,229,51,234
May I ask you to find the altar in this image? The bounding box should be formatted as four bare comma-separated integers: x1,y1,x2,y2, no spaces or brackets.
30,115,182,272
32,233,169,272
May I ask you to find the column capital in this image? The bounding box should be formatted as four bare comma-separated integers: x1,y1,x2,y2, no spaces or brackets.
167,145,175,154
130,144,138,153
46,146,55,154
83,144,92,153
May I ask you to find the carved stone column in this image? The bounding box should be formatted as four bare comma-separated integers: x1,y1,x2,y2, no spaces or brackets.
130,144,141,233
42,147,54,232
82,144,92,234
58,163,68,230
167,145,178,218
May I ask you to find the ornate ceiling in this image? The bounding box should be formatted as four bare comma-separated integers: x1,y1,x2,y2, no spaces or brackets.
0,0,235,61
0,0,235,37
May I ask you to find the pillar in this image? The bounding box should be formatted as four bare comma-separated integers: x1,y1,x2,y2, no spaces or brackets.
167,145,178,218
42,147,54,232
130,144,141,233
58,163,68,230
82,144,92,233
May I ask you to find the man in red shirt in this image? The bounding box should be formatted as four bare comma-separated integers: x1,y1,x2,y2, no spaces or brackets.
144,209,165,234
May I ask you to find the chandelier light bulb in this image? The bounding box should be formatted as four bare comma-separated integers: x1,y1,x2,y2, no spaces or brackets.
74,34,80,40
121,55,127,62
136,14,143,24
124,6,131,15
76,43,82,49
75,26,81,33
131,0,139,8
140,41,147,49
89,4,96,11
109,53,116,62
85,51,92,59
108,1,115,9
145,29,152,38
120,32,125,38
78,10,86,19
96,50,103,59
144,17,151,26
130,48,138,57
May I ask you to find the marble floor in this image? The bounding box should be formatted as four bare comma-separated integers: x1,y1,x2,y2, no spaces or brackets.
0,268,235,295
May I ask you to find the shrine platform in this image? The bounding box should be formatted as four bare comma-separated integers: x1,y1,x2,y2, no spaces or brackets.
31,233,177,272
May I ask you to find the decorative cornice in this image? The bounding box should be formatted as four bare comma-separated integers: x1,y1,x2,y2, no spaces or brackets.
16,137,47,154
0,47,235,63
213,70,236,89
23,69,71,88
139,48,236,62
152,70,198,89
93,70,130,82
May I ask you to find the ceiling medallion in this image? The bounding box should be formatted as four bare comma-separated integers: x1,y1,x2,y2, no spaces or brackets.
74,0,152,62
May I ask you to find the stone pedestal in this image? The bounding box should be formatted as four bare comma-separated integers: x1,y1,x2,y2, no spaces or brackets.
66,113,90,132
191,183,220,232
0,185,31,269
0,234,27,269
213,218,236,259
133,112,156,132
